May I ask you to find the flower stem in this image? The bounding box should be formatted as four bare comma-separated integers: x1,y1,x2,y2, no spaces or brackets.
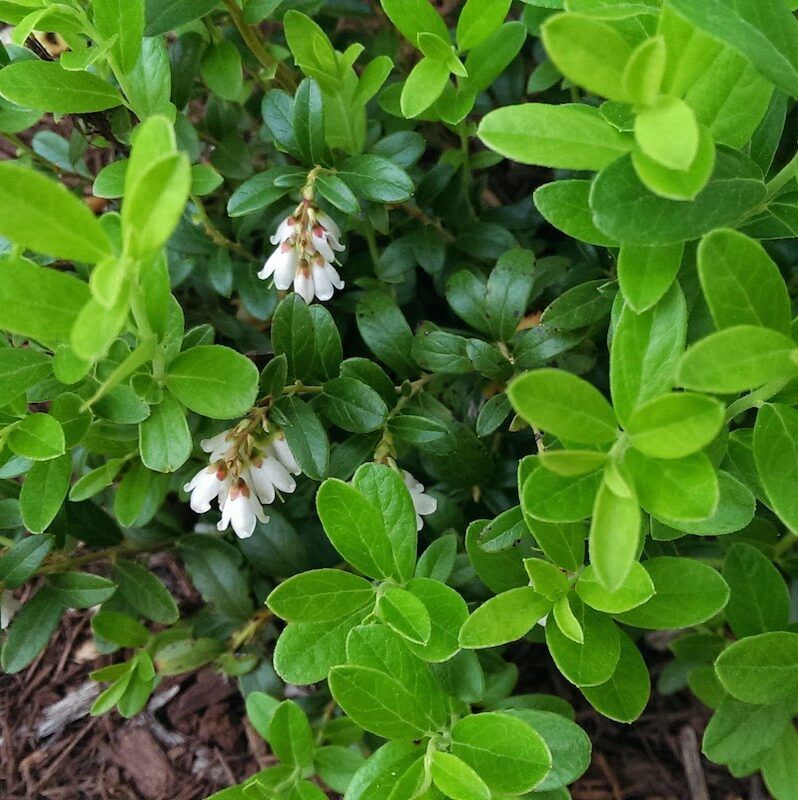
724,377,790,423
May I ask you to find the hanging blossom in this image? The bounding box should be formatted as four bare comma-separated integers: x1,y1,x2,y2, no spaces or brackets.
402,469,438,531
183,415,301,540
259,194,345,304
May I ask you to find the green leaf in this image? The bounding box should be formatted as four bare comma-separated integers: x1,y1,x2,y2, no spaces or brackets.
201,39,243,102
667,0,798,99
590,148,766,245
404,577,467,663
293,78,326,164
144,0,219,34
610,284,686,426
541,12,631,101
545,598,620,686
678,326,797,394
635,96,699,171
703,695,793,766
457,0,510,51
122,152,191,257
754,404,798,534
580,629,650,722
401,57,450,118
47,571,116,607
534,179,618,247
166,345,259,419
431,752,490,800
626,393,725,459
272,395,329,480
328,665,438,740
380,0,449,47
0,587,63,673
356,292,417,379
316,478,396,581
112,558,179,624
715,632,798,705
509,368,617,445
617,243,683,314
616,557,729,629
698,228,791,333
450,712,552,795
632,122,716,201
93,0,144,73
267,569,375,622
91,611,150,647
723,543,789,640
338,155,414,203
20,453,71,533
376,586,431,645
0,535,54,589
8,413,65,461
226,167,292,217
0,60,123,113
179,536,254,622
273,605,371,684
0,164,112,263
522,463,602,524
575,562,654,614
485,248,535,341
459,587,551,649
322,377,389,433
272,293,315,381
0,348,51,399
625,449,718,522
353,463,417,582
478,103,632,170
315,173,359,214
588,479,640,591
762,727,798,800
623,35,665,106
139,392,191,473
269,701,315,770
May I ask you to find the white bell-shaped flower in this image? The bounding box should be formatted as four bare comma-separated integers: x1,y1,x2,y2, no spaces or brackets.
248,435,302,505
217,477,268,539
402,470,438,531
183,462,231,513
200,429,235,462
1,589,21,630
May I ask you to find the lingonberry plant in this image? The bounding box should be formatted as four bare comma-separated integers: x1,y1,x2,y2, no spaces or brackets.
1,0,798,798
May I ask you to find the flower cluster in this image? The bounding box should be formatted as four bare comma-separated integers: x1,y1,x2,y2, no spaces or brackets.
183,421,301,539
259,199,345,304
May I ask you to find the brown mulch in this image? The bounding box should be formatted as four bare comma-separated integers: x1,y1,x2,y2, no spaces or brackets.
1,584,767,800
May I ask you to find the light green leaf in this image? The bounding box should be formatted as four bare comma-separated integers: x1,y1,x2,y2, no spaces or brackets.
626,393,725,459
678,326,797,394
509,368,617,445
541,12,631,101
450,712,552,795
615,557,729,629
138,392,192,473
431,751,490,800
0,163,112,263
8,413,65,461
715,632,798,705
377,586,432,645
459,586,551,649
0,60,123,113
617,243,683,314
400,57,450,118
698,228,791,334
588,478,640,591
165,345,259,419
754,404,798,534
20,453,71,533
635,96,699,171
267,569,375,623
576,562,654,614
478,103,632,170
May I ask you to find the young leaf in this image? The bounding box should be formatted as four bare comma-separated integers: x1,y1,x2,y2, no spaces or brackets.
509,368,618,445
7,414,65,461
459,587,551,649
376,586,432,645
588,479,640,592
267,569,375,623
0,164,112,263
269,701,315,771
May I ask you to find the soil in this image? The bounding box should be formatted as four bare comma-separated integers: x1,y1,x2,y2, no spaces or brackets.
0,557,768,800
